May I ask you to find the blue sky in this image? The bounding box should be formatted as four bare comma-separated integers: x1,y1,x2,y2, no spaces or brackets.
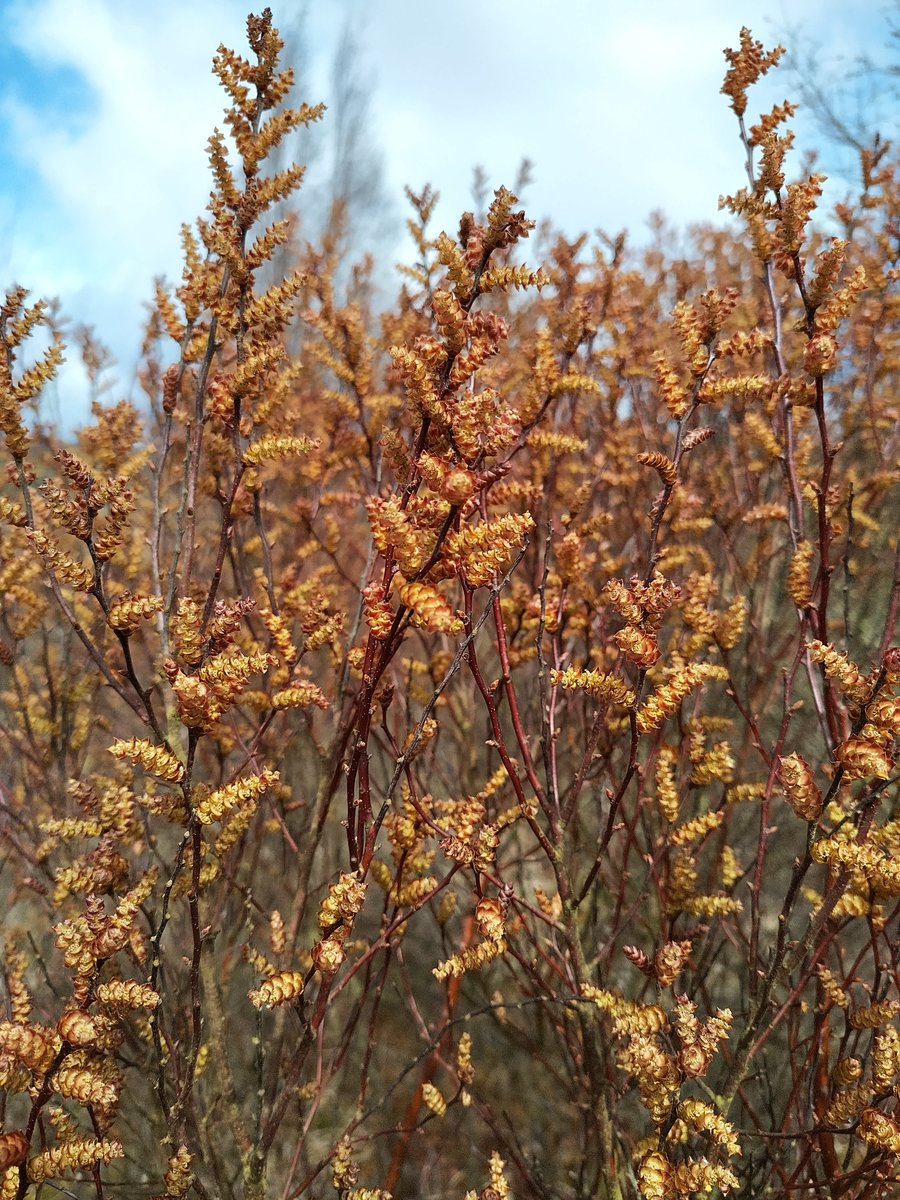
0,0,893,428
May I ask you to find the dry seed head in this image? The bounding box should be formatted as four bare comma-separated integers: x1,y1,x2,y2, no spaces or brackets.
804,332,838,377
50,1055,120,1109
615,624,660,668
312,934,347,975
786,541,814,609
637,450,677,487
318,872,367,931
866,693,900,737
637,1151,670,1200
678,1097,741,1157
850,1000,900,1030
653,351,689,418
671,1160,739,1195
858,1107,900,1154
778,752,822,821
57,1008,98,1046
0,1133,27,1171
655,940,693,988
832,1056,862,1087
835,735,892,781
163,1146,193,1197
107,592,164,634
823,1082,874,1125
475,897,506,941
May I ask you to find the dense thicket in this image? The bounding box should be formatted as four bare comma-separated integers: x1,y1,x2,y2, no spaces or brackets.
0,14,898,1200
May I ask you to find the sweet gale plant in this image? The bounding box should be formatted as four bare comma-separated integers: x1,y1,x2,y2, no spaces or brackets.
0,13,898,1199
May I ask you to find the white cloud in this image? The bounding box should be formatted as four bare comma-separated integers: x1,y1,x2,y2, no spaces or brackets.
4,0,251,414
1,0,888,427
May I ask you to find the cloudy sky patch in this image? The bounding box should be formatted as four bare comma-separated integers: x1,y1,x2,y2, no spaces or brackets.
0,0,890,426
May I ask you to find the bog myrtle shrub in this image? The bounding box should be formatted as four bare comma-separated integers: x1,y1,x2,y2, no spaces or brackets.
0,12,898,1199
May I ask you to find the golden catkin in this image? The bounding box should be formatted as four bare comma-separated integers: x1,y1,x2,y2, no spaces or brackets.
109,738,184,783
249,970,306,1008
28,1138,124,1183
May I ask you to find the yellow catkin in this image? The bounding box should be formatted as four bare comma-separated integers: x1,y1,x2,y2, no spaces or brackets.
552,666,636,708
655,747,680,822
669,810,725,847
272,682,328,710
396,578,462,634
421,1082,447,1117
807,639,870,702
107,592,164,634
242,434,315,466
249,969,305,1008
787,541,814,608
433,937,506,981
269,910,286,956
581,986,667,1036
95,981,160,1010
26,530,94,590
637,664,717,734
872,1026,900,1090
109,738,184,783
28,1138,123,1184
194,768,278,824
